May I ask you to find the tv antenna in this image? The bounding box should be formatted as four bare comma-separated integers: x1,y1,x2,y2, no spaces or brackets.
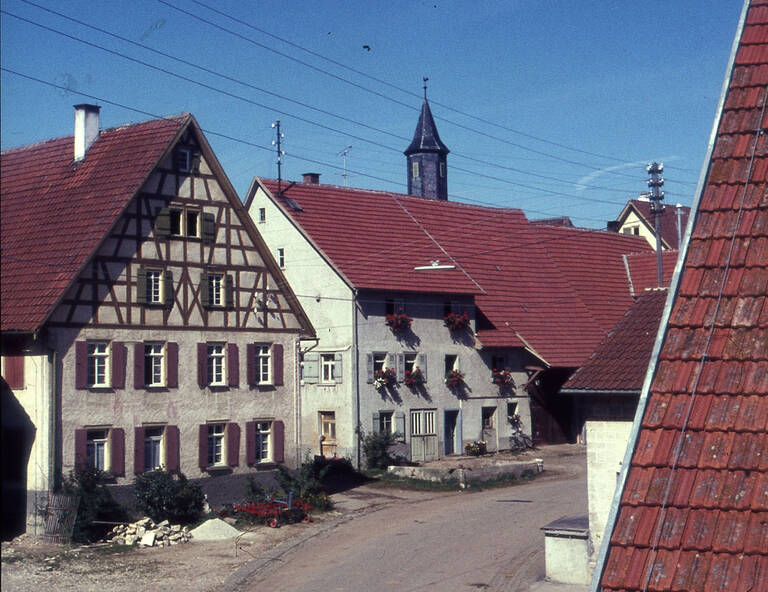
271,120,285,194
337,145,352,186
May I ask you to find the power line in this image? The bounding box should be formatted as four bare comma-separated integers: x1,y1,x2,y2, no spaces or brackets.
3,9,646,200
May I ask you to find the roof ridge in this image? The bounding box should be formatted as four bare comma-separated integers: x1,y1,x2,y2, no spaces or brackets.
1,113,189,155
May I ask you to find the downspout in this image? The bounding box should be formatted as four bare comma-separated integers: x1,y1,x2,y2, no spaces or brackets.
294,338,301,468
352,289,361,469
46,346,58,535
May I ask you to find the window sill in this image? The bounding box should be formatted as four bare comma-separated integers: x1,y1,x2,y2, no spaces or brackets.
144,386,170,392
204,465,232,474
251,461,277,470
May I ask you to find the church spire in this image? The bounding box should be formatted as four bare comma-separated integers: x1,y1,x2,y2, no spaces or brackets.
404,79,449,200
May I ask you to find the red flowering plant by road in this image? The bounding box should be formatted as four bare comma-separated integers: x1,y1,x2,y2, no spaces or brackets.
385,309,413,334
443,311,470,332
445,369,465,389
404,367,424,388
492,368,515,388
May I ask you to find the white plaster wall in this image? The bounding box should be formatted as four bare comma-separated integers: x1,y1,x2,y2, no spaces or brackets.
544,535,592,585
586,420,633,555
247,186,356,460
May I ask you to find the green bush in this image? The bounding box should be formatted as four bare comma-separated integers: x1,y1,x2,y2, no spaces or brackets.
275,453,334,510
60,466,127,543
360,430,399,470
133,470,204,524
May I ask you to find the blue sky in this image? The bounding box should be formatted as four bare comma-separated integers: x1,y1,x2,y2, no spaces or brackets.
1,1,744,227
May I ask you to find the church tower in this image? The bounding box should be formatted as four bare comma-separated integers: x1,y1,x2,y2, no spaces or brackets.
404,84,449,200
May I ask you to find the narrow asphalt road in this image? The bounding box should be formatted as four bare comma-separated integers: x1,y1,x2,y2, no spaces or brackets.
238,467,587,592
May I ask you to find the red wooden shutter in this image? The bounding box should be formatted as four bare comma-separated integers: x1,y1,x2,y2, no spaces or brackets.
198,424,208,469
273,343,284,386
75,428,88,469
227,422,240,467
227,343,239,387
245,421,256,465
273,420,285,463
197,343,207,388
165,425,180,471
166,343,179,388
111,342,126,389
134,427,145,474
75,341,88,389
110,428,125,476
3,355,24,389
134,343,145,388
247,344,256,386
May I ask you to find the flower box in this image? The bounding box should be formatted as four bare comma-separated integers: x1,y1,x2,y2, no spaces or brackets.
404,367,424,387
492,368,515,388
373,368,396,389
464,440,487,456
444,311,470,331
445,369,465,389
385,310,413,334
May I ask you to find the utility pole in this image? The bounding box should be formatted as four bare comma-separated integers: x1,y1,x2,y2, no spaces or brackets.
646,162,665,286
338,145,352,187
271,120,284,195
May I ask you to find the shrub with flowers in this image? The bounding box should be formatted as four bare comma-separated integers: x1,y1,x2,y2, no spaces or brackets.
445,369,465,389
385,309,413,334
464,440,487,456
444,311,470,331
404,367,424,387
373,367,396,389
492,368,515,388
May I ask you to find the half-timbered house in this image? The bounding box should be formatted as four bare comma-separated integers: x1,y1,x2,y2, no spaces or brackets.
0,106,314,536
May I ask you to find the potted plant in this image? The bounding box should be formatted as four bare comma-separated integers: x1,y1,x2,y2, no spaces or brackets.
385,309,413,334
464,440,487,456
492,368,515,388
404,367,424,388
444,311,470,331
373,368,396,389
445,369,465,389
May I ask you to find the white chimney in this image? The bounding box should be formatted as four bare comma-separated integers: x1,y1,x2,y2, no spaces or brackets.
73,104,101,161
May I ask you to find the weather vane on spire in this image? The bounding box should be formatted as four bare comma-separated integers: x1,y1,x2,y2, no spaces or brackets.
423,77,429,100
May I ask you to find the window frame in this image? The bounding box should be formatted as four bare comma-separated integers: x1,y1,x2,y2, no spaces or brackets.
144,342,166,388
277,248,285,268
208,273,224,307
87,341,110,388
482,407,496,430
254,421,272,463
207,423,226,467
258,208,266,223
145,269,164,305
254,344,272,385
320,353,336,384
143,426,164,472
319,411,336,444
207,344,227,387
379,411,394,434
86,428,109,471
169,206,201,238
444,354,459,379
412,161,419,179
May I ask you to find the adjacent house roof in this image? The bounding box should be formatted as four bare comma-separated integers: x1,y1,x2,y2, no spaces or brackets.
624,250,679,295
561,289,668,393
617,198,691,250
597,2,768,589
1,115,187,333
250,179,652,368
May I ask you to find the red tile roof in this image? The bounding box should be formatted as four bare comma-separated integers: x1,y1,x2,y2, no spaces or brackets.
598,2,768,589
624,250,679,294
561,289,668,393
619,199,691,250
256,179,652,367
1,115,187,332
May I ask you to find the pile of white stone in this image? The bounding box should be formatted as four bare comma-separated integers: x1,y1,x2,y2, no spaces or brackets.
104,517,192,547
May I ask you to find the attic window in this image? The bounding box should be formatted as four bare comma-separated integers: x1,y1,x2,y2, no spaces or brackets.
174,148,200,173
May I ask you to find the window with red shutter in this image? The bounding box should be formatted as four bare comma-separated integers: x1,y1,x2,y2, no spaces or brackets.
245,421,256,465
227,422,240,467
197,344,207,388
75,428,88,469
198,424,208,469
75,342,88,389
110,428,125,476
167,343,179,388
273,343,284,386
165,425,180,471
111,343,126,389
227,344,239,387
133,344,145,389
133,427,146,474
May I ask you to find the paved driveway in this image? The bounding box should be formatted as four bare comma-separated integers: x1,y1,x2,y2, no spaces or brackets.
236,446,587,592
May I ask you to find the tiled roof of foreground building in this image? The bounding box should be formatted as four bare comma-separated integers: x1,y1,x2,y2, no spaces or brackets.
596,2,768,589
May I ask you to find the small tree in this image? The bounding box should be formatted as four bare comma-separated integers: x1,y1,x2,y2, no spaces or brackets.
60,466,127,543
133,470,204,524
360,430,399,470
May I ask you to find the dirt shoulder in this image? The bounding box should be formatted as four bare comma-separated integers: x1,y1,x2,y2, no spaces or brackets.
1,444,585,592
